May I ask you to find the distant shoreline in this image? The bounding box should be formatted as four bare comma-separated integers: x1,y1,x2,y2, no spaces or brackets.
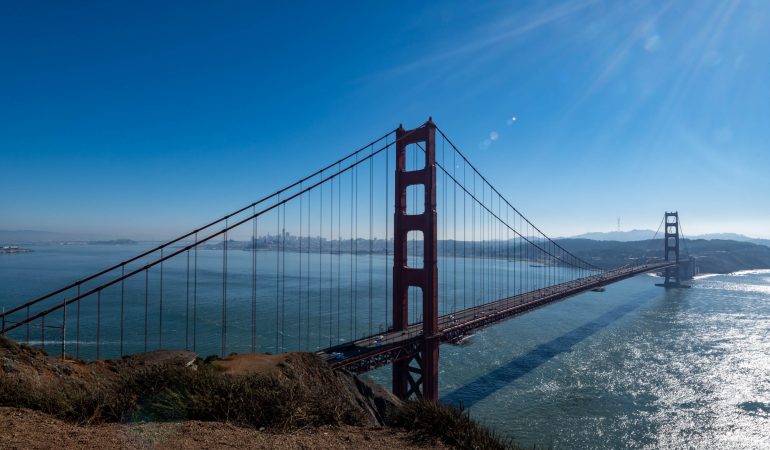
1,240,140,247
0,246,32,254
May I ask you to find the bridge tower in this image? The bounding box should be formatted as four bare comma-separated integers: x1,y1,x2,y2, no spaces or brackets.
392,119,439,401
663,211,681,287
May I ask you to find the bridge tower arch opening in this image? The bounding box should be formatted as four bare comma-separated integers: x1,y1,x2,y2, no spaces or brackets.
392,119,439,401
663,211,681,287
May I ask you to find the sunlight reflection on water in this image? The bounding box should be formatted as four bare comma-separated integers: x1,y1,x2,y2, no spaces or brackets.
412,271,770,449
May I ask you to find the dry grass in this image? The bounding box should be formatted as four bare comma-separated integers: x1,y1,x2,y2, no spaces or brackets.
119,363,367,429
0,356,365,430
392,400,520,450
0,337,520,449
0,406,447,450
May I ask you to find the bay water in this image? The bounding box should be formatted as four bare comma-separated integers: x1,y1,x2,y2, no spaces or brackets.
1,244,769,448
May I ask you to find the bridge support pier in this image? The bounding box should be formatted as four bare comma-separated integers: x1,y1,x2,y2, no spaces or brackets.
392,119,439,401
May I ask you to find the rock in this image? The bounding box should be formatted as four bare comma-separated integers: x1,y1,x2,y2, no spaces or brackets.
50,363,73,377
335,370,403,426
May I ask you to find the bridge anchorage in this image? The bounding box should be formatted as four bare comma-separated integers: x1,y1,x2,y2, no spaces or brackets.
0,117,691,403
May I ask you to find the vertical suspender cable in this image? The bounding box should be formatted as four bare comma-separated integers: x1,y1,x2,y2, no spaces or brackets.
96,290,101,359
442,136,446,315
337,164,342,340
319,181,323,349
185,249,190,351
222,220,228,356
144,269,148,353
384,136,389,331
281,204,286,352
121,265,125,355
75,286,80,358
337,162,342,341
453,142,457,313
62,290,67,359
277,200,283,352
481,182,485,304
159,248,164,349
307,187,311,345
355,152,360,330
471,172,478,306
253,208,258,353
506,205,510,300
350,160,355,340
298,191,303,350
463,160,466,310
193,232,198,352
369,144,373,336
329,174,332,347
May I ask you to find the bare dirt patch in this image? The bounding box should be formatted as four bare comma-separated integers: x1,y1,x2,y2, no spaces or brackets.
211,352,286,376
0,407,445,450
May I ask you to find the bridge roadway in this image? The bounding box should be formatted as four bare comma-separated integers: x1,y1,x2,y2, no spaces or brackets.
319,262,675,374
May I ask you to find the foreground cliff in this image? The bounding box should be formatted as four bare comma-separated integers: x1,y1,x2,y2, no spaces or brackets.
0,336,514,449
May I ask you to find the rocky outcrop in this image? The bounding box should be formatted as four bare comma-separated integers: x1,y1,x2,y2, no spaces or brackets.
336,370,402,426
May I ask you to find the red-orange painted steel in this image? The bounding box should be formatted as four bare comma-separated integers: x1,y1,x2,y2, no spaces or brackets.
392,119,439,401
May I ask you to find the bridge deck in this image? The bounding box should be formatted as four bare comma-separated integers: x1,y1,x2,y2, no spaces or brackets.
320,262,674,373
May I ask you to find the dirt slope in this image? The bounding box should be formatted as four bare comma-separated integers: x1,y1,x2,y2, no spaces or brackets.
0,407,446,450
1,336,508,449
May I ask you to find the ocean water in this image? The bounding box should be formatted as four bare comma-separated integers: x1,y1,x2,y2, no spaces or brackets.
0,243,576,358
425,270,770,449
2,245,769,448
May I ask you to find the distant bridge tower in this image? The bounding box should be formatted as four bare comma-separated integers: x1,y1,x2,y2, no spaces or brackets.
392,119,439,401
663,211,681,287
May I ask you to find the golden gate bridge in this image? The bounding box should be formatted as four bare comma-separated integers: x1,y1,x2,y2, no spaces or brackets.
0,119,691,401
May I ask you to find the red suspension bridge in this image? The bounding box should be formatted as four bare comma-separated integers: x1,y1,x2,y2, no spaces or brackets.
0,119,692,401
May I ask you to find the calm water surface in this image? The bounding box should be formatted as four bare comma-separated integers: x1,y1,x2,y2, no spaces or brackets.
2,245,769,449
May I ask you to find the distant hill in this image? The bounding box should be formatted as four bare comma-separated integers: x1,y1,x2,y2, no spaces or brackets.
555,238,770,274
0,230,74,242
568,230,770,248
570,229,657,242
0,230,94,243
693,233,770,248
87,239,138,245
0,230,116,243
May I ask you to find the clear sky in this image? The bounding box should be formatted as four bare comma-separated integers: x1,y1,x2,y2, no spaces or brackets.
2,1,769,240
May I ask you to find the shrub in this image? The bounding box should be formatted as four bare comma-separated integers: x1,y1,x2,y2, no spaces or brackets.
392,400,518,450
0,359,365,430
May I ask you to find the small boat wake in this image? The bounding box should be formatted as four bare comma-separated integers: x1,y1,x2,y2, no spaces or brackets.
449,333,475,347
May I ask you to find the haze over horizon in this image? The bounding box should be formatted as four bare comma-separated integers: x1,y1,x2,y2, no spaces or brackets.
3,1,769,240
2,227,769,245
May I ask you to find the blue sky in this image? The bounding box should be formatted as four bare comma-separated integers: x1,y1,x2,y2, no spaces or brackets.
2,0,769,240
